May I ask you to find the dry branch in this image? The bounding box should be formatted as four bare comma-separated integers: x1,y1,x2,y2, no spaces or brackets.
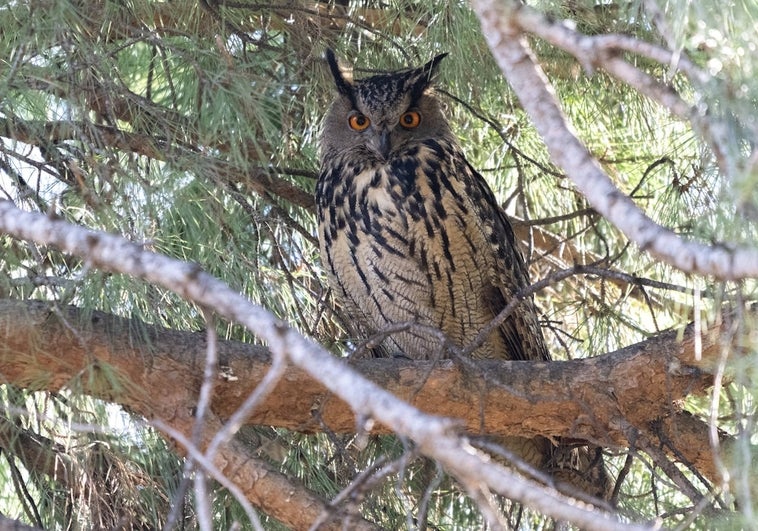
471,0,758,280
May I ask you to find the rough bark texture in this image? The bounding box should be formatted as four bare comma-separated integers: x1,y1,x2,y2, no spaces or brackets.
0,299,377,531
0,299,725,482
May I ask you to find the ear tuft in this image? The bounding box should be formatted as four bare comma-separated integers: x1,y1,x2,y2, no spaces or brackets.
421,52,448,81
325,49,354,98
409,52,448,103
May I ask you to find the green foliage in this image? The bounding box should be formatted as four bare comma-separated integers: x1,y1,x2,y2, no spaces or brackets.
2,0,758,529
0,388,187,529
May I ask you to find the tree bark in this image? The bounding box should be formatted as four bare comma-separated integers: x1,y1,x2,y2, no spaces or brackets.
0,299,378,531
0,298,726,482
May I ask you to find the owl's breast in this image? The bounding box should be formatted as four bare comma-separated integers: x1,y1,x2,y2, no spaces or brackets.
316,145,502,359
319,163,427,284
317,158,443,356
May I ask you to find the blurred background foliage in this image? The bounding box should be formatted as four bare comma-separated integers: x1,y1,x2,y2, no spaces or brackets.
1,0,758,528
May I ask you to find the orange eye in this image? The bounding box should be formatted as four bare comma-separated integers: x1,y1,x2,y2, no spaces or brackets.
348,113,371,131
399,111,421,129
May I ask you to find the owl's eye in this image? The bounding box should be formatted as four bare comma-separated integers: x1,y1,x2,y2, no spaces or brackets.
348,113,371,131
399,111,421,129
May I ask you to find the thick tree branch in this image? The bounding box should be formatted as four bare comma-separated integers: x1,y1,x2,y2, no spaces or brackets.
0,297,725,481
0,202,650,530
0,299,376,531
471,0,758,280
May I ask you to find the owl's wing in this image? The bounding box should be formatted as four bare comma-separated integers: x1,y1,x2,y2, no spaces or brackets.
462,160,551,362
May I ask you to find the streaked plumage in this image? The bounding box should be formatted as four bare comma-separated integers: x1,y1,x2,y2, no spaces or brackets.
316,50,608,499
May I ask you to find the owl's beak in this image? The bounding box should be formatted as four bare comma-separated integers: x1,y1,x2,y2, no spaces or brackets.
378,130,391,159
371,129,392,160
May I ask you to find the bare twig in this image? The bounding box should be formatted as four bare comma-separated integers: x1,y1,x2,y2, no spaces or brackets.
152,418,265,531
611,418,709,509
193,310,220,531
206,341,287,458
309,455,406,531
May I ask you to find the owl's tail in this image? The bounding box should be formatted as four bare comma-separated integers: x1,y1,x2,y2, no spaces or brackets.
495,435,612,501
547,440,612,500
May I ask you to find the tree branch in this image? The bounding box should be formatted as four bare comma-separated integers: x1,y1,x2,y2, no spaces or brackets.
0,299,377,531
470,0,758,280
0,296,726,481
0,117,315,211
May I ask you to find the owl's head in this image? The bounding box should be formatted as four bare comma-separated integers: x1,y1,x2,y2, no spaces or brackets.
321,50,450,164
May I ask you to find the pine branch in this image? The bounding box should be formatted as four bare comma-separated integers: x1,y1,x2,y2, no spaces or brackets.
0,304,377,531
0,116,315,211
0,296,726,481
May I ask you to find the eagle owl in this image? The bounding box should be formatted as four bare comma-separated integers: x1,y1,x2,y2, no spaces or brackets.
316,50,608,499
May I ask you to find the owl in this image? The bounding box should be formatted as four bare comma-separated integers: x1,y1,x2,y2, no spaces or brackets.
316,50,608,499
